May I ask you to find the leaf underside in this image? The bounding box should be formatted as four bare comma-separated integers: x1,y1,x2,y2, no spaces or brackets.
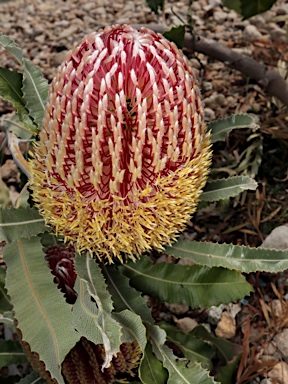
4,236,80,384
201,175,257,201
208,114,258,143
73,254,122,369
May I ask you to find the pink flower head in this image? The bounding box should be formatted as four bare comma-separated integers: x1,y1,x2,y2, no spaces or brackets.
30,25,211,262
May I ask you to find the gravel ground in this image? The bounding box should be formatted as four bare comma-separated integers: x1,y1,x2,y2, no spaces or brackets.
1,0,288,383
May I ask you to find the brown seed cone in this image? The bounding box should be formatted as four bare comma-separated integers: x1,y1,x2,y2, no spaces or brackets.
18,327,141,384
62,338,142,384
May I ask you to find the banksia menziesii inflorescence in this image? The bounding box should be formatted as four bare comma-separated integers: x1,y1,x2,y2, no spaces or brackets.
18,245,142,384
30,24,212,262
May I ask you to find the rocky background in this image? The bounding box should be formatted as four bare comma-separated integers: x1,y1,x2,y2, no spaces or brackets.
1,0,288,383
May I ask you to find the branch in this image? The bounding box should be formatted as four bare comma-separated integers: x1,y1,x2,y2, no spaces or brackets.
133,24,288,107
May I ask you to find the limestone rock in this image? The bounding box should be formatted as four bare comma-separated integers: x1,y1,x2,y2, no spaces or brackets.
273,328,288,359
215,311,236,339
268,361,288,384
261,225,288,250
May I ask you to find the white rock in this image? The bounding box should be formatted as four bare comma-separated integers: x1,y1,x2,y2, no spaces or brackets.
261,225,288,250
204,107,216,121
207,304,225,325
273,328,288,359
215,311,236,339
208,0,222,7
167,303,189,315
269,23,287,42
243,25,262,41
260,379,273,384
276,4,288,15
271,299,283,318
250,15,266,29
268,361,288,384
214,10,228,24
174,317,198,333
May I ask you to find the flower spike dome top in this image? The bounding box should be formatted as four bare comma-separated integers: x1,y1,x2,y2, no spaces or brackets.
30,24,212,263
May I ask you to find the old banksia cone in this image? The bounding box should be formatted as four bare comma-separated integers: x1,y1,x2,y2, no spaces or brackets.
18,245,141,384
30,24,212,262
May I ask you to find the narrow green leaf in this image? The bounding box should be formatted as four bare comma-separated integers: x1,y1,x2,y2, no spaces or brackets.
112,310,147,352
208,114,258,143
239,0,277,19
201,176,257,201
0,268,12,312
0,68,29,125
147,324,218,384
146,0,164,14
17,371,46,384
0,206,46,243
0,34,47,132
217,354,241,384
191,325,242,364
159,322,214,369
73,254,122,369
164,239,288,273
222,0,241,14
103,264,154,323
22,59,49,129
4,236,80,384
139,342,168,384
121,258,252,308
163,25,186,48
0,340,27,368
0,34,23,63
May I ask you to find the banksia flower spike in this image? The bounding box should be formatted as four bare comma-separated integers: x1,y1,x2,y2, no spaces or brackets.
30,24,212,262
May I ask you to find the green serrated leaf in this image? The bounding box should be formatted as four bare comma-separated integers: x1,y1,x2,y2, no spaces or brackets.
164,239,288,273
201,176,257,201
163,25,186,48
112,310,147,352
22,59,49,129
17,371,46,384
146,0,164,14
73,254,122,369
4,236,80,384
121,258,252,308
0,268,12,312
103,264,154,323
191,325,242,364
139,342,168,384
0,340,27,368
0,206,46,243
0,68,33,128
0,34,47,132
147,324,218,384
208,114,258,143
0,34,23,63
159,322,214,369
